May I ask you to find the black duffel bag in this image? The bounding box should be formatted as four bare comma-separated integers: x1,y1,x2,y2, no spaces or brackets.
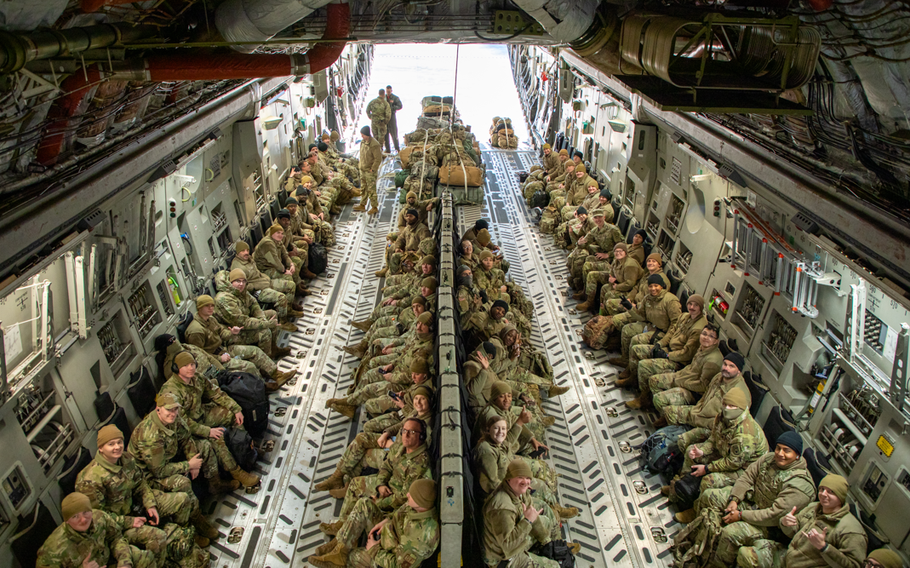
532,539,575,568
223,428,258,471
216,371,269,438
308,242,328,274
674,472,702,511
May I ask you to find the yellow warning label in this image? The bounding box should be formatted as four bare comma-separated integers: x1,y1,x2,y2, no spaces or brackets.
876,435,894,457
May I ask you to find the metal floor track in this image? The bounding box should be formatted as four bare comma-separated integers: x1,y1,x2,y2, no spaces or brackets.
204,158,404,568
457,148,680,568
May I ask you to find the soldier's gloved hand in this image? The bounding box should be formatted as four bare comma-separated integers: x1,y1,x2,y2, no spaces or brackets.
620,297,633,310
479,290,489,304
651,346,669,359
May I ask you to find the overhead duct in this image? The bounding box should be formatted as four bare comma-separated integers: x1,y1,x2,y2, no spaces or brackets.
110,2,350,81
510,0,614,56
215,0,338,53
36,65,102,166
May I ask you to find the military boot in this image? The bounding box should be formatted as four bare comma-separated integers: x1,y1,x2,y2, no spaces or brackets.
626,390,652,410
263,380,281,393
313,541,349,567
547,384,571,397
270,368,296,385
576,292,596,313
614,375,636,388
555,503,579,519
567,542,581,555
343,341,368,357
229,467,260,488
329,485,348,499
652,416,668,429
194,535,210,548
290,301,305,311
375,266,389,277
351,320,373,332
352,203,367,212
367,207,379,215
327,399,356,419
278,321,298,332
314,538,338,557
208,476,240,494
296,281,311,295
319,520,343,535
607,356,627,366
572,290,586,301
675,508,696,523
301,267,319,279
617,367,631,380
192,512,220,540
271,343,292,359
541,415,556,427
314,469,345,492
604,334,621,352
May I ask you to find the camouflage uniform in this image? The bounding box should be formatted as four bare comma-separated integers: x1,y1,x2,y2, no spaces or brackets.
482,483,560,568
474,440,557,502
665,371,751,445
390,222,432,274
627,242,645,265
159,375,242,471
37,509,157,568
585,254,642,304
739,502,866,568
360,135,383,210
631,312,707,388
340,501,440,568
601,270,669,315
162,341,224,382
363,376,435,418
230,256,291,318
214,284,275,352
254,235,299,286
161,522,210,568
364,409,434,440
694,452,816,568
366,96,392,141
338,443,432,520
185,313,276,376
475,265,508,302
130,410,221,485
456,284,482,320
653,345,724,413
76,453,196,559
567,222,623,285
610,288,682,365
681,411,768,492
473,404,534,455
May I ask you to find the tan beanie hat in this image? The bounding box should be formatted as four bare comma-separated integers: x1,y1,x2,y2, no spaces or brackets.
479,250,494,261
300,175,314,185
62,493,92,521
330,130,340,142
235,241,249,253
416,311,434,325
409,479,436,509
687,294,705,310
267,224,284,237
558,149,568,156
722,389,749,410
410,358,429,374
97,424,123,448
647,253,663,266
491,381,511,400
542,143,551,150
867,550,903,568
477,229,491,246
819,474,849,503
420,277,437,292
156,392,182,410
407,191,417,200
576,163,586,174
174,351,195,369
422,255,437,268
614,242,628,253
411,295,427,306
505,458,533,480
196,295,214,309
229,268,247,282
412,385,433,403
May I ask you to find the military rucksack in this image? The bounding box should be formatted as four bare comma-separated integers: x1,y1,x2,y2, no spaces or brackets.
529,189,548,209
639,424,690,474
308,242,328,274
539,207,559,233
217,371,269,438
581,315,612,349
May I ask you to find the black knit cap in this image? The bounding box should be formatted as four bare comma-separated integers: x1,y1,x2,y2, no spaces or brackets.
647,274,665,286
317,141,328,152
724,351,746,371
475,219,489,230
777,431,803,455
361,125,371,136
406,208,419,217
492,300,509,311
277,208,291,219
576,206,587,215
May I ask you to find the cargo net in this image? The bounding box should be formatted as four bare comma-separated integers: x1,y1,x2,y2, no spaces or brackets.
489,116,519,149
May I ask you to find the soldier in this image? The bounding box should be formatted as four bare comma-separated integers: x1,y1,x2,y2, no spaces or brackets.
389,209,432,275
384,84,403,153
605,275,682,368
186,294,295,390
354,125,383,215
739,474,866,568
253,224,306,316
308,479,439,568
475,250,508,303
687,432,816,564
567,207,623,294
623,294,708,409
576,239,640,313
861,549,903,568
286,196,325,261
627,228,647,265
76,425,217,550
129,393,239,495
366,89,391,147
482,459,571,568
473,381,547,457
230,241,300,315
456,264,483,319
664,351,752,444
542,143,559,173
651,323,724,428
37,492,157,568
601,253,669,317
215,268,291,358
159,352,260,489
319,418,432,535
669,389,768,516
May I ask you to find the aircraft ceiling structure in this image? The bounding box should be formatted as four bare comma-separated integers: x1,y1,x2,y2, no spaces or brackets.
0,0,908,241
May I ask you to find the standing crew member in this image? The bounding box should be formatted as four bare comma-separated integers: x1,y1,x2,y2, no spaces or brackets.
384,85,403,153
355,126,383,216
366,89,391,149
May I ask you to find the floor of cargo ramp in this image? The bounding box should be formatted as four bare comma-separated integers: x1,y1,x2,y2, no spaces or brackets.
202,158,404,567
459,147,679,568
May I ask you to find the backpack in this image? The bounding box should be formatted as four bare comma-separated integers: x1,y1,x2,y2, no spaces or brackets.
582,316,613,349
395,169,410,188
308,242,328,274
673,472,702,511
539,207,559,233
639,424,690,474
216,371,269,438
529,189,548,209
223,428,258,470
532,539,576,568
517,171,529,183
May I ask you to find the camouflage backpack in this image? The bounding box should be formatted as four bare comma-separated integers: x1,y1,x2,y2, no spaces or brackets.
539,207,559,234
672,508,724,568
582,315,613,349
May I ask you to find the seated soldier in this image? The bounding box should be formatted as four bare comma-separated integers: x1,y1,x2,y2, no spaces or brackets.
491,324,569,404
861,549,904,568
326,357,432,419
77,425,216,549
462,219,497,253
463,300,511,351
651,323,724,429
186,294,295,390
319,418,432,536
345,294,428,358
456,264,483,319
567,208,623,297
601,253,669,319
158,333,225,381
681,432,815,566
37,492,158,568
576,240,641,313
669,389,767,520
483,459,575,568
475,252,509,304
254,224,308,313
474,381,548,458
388,209,431,275
308,479,440,568
315,386,435,497
159,352,260,489
665,351,751,447
623,294,708,409
215,268,291,359
602,275,681,367
360,311,435,374
230,241,301,315
129,393,238,494
739,474,866,568
628,228,647,265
